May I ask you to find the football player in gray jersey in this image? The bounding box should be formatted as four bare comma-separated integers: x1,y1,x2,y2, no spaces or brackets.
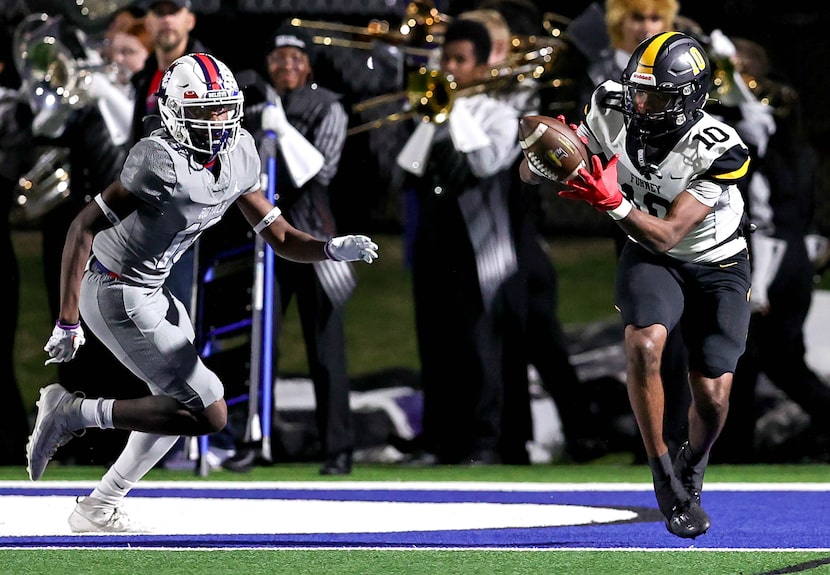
25,53,378,532
521,32,751,539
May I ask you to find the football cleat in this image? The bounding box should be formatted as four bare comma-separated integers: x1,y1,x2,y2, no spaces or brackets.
674,441,708,505
666,498,711,539
26,383,85,481
68,496,144,533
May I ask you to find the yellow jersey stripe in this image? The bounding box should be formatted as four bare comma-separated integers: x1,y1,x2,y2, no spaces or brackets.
713,157,751,181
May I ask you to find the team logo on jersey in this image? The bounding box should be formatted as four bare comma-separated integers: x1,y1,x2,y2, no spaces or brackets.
198,201,228,220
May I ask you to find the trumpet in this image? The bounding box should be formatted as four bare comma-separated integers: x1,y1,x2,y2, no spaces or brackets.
348,42,566,135
288,0,449,57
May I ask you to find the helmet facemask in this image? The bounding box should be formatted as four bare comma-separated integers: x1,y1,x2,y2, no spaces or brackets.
623,80,703,138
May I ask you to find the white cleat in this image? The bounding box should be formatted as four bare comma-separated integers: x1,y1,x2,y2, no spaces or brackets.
25,383,84,481
68,496,145,533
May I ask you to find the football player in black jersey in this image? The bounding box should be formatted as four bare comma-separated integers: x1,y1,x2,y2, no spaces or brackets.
522,32,752,539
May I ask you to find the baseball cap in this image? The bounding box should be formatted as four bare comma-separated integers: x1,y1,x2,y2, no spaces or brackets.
271,22,314,57
138,0,191,12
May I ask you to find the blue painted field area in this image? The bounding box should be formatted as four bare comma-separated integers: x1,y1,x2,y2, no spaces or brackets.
0,482,827,550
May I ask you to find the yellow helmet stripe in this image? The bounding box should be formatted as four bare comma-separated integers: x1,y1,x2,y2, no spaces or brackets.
636,31,680,75
714,157,751,181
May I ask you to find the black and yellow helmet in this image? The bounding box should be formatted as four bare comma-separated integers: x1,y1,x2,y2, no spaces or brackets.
621,31,710,138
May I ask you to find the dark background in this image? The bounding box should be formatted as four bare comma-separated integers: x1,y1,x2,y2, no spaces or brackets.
14,0,830,236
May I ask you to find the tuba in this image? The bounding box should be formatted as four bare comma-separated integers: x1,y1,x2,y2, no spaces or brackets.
9,147,71,228
10,13,119,226
14,13,119,137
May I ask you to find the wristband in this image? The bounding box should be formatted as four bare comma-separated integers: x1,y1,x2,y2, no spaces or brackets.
324,238,337,261
253,206,281,234
94,194,121,226
607,198,633,221
57,320,81,330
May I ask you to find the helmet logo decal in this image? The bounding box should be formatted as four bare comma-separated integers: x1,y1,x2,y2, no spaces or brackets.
688,46,707,74
631,72,656,86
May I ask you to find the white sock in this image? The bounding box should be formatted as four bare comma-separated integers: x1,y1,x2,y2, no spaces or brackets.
90,468,135,506
87,431,180,507
79,398,115,429
90,432,179,504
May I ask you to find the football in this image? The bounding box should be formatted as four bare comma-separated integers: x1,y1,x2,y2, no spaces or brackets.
518,115,591,183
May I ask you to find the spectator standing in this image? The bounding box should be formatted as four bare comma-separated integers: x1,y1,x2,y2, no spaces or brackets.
25,53,378,533
459,6,607,464
578,0,679,109
241,23,354,475
397,18,521,465
103,10,152,94
522,32,752,538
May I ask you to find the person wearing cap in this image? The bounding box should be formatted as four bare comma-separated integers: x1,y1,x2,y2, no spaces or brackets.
128,0,206,317
235,22,353,475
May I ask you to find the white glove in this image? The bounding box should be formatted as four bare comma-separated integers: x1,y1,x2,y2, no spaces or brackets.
448,96,491,153
32,107,71,138
749,234,786,315
261,97,290,137
88,72,133,146
736,101,776,157
261,97,324,186
325,235,379,264
396,121,436,176
44,321,86,365
708,29,736,59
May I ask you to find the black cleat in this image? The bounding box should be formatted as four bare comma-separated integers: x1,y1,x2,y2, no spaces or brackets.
673,441,708,505
666,498,711,539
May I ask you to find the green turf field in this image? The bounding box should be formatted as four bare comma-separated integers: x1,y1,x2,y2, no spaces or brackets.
1,463,829,575
9,232,830,575
2,548,829,575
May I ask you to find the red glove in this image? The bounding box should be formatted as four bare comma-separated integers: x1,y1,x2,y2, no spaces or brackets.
560,155,632,220
555,115,588,145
